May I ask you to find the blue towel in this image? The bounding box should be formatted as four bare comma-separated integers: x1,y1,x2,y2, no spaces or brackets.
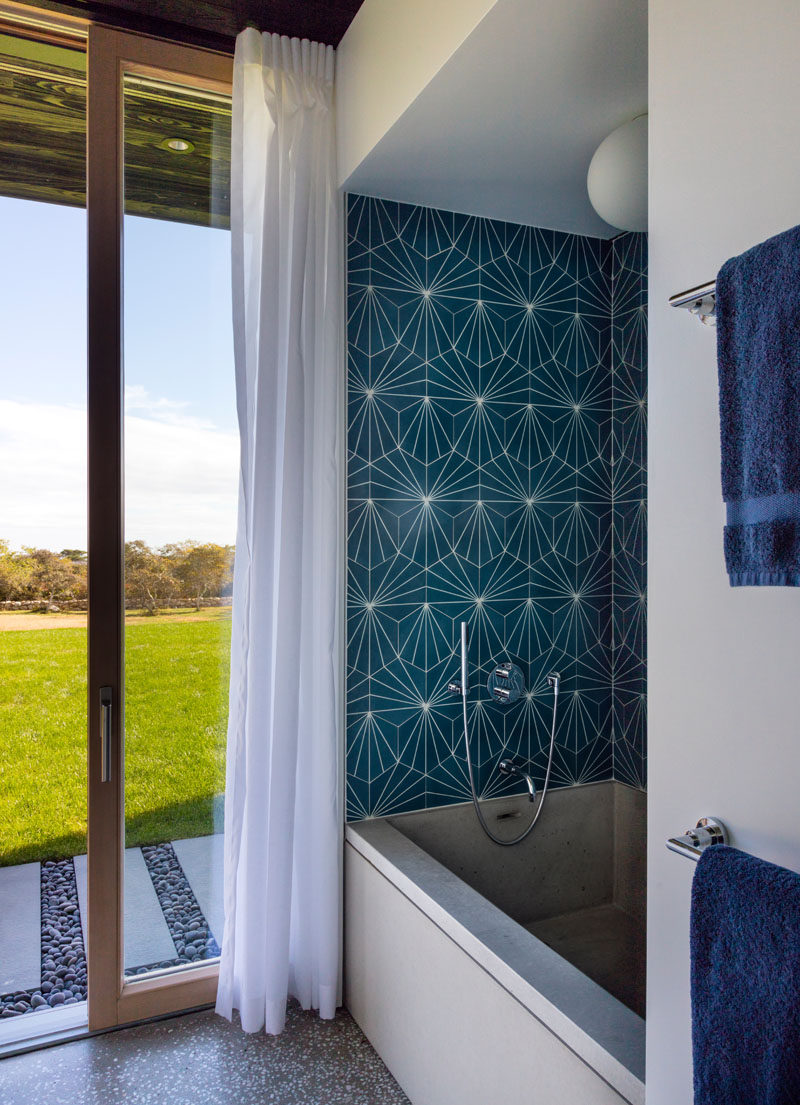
691,844,800,1105
717,223,800,585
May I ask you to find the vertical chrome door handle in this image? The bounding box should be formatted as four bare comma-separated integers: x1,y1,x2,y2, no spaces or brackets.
100,686,112,783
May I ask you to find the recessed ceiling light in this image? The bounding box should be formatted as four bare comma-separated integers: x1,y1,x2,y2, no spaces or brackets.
160,137,194,153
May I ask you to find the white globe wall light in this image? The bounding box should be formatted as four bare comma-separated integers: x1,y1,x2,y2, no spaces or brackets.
587,113,648,232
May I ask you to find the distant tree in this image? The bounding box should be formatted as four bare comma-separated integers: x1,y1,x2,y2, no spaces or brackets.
25,548,81,607
71,559,88,601
163,541,234,610
0,540,233,610
124,540,177,614
0,541,33,601
56,550,88,600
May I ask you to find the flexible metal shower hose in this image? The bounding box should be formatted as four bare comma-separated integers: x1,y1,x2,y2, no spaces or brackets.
461,679,560,847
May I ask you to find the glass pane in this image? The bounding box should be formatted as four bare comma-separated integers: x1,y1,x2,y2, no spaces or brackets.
122,73,235,978
0,32,89,1028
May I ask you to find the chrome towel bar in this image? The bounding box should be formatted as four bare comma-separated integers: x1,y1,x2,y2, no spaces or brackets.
666,817,728,861
669,280,717,326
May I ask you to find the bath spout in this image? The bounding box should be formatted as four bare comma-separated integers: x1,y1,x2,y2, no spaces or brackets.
498,759,537,802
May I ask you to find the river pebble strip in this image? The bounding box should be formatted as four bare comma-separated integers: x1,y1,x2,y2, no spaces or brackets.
2,846,220,1013
0,858,87,1019
137,842,220,968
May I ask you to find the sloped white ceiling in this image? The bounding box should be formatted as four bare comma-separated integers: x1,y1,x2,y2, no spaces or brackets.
338,0,647,238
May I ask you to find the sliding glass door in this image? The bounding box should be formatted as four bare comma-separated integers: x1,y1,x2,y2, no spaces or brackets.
0,18,90,1045
87,27,233,1031
0,16,232,1045
121,68,235,982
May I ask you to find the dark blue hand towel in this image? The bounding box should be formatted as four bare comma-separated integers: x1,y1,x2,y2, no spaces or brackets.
691,844,800,1105
716,223,800,585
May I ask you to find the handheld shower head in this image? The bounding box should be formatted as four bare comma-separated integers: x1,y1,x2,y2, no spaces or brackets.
446,622,471,699
460,621,469,698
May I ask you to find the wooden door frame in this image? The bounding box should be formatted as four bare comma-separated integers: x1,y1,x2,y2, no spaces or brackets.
86,24,232,1031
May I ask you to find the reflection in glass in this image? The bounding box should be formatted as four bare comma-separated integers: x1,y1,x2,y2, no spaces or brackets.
0,30,89,1026
122,75,236,977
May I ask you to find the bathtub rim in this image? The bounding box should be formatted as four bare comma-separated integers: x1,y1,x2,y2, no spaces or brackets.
345,814,645,1105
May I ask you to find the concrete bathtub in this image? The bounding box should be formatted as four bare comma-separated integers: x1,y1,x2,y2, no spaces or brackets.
344,781,646,1105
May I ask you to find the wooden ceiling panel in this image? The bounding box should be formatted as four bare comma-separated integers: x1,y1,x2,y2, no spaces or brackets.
28,0,365,51
0,36,231,226
1,0,362,221
0,41,87,208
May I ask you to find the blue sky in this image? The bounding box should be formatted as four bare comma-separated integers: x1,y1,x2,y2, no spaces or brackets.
0,196,239,551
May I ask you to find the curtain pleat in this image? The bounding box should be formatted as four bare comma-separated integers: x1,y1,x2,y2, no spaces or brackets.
216,26,342,1036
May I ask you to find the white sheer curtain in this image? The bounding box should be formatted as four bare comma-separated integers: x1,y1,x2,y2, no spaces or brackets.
216,27,342,1036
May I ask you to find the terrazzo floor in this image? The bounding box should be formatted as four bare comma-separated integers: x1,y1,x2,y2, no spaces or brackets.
0,1004,410,1105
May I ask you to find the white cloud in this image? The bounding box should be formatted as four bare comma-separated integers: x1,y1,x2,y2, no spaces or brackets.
0,399,239,552
123,384,218,431
125,411,239,547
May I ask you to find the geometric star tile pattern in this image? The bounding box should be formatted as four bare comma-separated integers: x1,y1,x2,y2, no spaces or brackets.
346,193,647,820
610,231,647,789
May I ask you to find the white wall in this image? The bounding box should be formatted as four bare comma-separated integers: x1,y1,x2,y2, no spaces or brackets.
335,0,497,187
647,3,800,1102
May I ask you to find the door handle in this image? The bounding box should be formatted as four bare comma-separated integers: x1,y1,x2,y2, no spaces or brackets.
100,686,112,783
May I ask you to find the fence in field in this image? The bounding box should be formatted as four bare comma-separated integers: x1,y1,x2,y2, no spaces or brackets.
1,597,232,612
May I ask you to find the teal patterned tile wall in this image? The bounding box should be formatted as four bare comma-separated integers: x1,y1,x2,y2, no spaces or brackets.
346,194,647,819
611,232,648,788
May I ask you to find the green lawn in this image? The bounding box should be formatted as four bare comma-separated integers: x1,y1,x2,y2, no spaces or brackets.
0,611,231,866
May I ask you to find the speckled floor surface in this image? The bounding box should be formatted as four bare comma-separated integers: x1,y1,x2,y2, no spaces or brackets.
0,1004,410,1105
